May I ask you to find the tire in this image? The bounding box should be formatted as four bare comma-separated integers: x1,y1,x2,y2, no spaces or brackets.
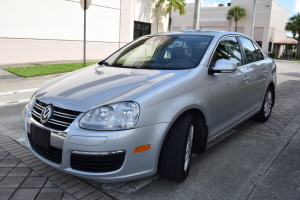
160,113,194,182
254,86,274,122
193,115,208,154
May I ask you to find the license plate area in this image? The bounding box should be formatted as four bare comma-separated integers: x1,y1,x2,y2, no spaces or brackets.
30,124,50,150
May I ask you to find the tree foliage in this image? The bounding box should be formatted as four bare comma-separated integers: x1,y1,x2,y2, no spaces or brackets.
286,13,300,59
226,6,246,32
155,0,187,31
285,22,297,39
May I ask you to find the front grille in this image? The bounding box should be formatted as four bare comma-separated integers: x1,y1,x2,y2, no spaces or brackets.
70,152,126,173
28,133,62,164
31,99,81,131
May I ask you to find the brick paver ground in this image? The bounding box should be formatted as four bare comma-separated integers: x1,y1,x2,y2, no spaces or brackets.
0,134,111,200
235,65,300,140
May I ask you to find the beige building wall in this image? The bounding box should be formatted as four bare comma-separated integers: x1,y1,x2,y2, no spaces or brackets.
171,0,289,54
269,0,290,57
0,0,169,65
0,0,135,65
134,0,168,33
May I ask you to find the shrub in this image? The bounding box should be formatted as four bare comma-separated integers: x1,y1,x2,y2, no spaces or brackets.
268,53,275,58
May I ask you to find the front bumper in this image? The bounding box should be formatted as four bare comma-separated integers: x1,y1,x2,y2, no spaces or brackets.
24,111,169,183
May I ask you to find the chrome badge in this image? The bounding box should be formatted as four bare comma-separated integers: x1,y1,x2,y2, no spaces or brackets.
40,105,53,124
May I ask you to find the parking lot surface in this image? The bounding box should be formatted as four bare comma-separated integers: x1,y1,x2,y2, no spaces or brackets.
0,60,299,199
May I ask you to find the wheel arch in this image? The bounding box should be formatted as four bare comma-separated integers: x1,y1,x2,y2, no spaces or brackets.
156,107,208,171
268,82,275,107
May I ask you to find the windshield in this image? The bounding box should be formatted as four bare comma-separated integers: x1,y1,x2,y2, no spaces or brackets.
104,35,213,70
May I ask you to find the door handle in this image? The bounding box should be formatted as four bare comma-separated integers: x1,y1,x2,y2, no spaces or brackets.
244,76,250,83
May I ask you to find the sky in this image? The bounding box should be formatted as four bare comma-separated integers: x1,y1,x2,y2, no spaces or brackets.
186,0,300,17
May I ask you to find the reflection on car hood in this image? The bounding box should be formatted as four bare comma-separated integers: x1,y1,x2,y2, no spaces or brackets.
36,65,189,112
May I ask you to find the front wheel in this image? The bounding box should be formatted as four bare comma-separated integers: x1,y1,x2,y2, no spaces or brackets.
160,113,194,182
254,86,274,122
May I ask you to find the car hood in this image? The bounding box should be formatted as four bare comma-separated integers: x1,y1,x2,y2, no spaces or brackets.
36,65,189,112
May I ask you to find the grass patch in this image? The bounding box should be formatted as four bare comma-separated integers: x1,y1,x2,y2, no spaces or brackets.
4,62,97,78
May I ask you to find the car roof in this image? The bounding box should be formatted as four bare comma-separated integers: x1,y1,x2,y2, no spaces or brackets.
148,30,250,38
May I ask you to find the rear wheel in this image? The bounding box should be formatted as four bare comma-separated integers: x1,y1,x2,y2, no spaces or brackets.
254,86,274,122
160,113,194,182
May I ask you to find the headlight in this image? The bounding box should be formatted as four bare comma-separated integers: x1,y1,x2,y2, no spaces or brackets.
28,90,38,106
79,102,140,130
22,90,38,122
22,105,29,122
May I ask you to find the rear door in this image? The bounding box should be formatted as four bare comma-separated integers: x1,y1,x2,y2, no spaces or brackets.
208,36,251,139
238,37,267,112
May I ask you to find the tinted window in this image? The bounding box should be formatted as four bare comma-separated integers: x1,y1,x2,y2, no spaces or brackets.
268,42,273,52
256,41,262,48
252,42,264,61
105,35,213,70
239,37,259,64
134,21,151,39
210,37,243,68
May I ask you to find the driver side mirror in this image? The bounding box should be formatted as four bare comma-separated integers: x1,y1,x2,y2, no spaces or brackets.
210,59,237,74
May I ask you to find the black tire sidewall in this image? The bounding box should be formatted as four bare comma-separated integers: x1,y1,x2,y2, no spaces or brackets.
254,86,274,122
160,113,194,182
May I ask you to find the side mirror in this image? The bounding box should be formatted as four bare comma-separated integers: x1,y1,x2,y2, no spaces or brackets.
211,59,237,73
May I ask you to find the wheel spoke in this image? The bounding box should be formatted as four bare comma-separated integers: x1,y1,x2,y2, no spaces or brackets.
184,124,194,172
264,91,272,117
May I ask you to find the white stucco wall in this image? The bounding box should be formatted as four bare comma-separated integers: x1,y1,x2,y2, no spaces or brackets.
0,0,121,42
171,0,289,54
134,0,168,33
0,0,136,65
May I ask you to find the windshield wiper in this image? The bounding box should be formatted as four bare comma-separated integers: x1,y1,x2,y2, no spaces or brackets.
98,60,110,66
118,66,142,69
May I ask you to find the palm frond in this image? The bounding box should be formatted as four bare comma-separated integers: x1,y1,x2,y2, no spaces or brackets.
155,0,166,9
286,13,300,39
226,6,246,21
159,0,187,15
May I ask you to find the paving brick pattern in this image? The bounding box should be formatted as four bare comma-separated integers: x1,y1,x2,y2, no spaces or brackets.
0,135,112,200
234,68,300,141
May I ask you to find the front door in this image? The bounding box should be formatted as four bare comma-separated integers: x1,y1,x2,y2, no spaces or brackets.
208,36,250,139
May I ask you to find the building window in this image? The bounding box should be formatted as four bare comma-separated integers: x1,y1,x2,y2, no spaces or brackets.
256,41,262,48
134,21,151,40
268,42,273,52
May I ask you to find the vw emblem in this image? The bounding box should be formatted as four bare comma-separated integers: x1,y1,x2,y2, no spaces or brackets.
40,105,53,124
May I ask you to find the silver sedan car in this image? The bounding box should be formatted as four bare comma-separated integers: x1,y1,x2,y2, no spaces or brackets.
22,31,276,183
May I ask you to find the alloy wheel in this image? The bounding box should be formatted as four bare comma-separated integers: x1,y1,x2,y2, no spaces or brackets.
264,91,272,117
184,124,194,172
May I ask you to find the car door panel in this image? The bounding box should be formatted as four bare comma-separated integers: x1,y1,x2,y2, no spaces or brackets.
209,65,250,139
238,38,267,113
247,60,267,111
208,36,251,139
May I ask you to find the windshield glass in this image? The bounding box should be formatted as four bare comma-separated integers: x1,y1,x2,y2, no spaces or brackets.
105,35,213,70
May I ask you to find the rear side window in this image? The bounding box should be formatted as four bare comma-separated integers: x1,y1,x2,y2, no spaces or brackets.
209,36,243,68
239,37,259,64
252,42,264,61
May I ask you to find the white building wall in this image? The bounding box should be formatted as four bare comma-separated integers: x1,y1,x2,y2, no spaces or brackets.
269,0,289,57
134,0,168,33
171,0,289,54
0,0,135,65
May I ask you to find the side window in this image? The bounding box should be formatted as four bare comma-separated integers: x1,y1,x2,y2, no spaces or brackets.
209,37,242,68
239,37,259,64
252,42,264,61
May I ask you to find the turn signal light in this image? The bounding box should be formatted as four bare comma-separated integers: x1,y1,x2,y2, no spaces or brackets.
134,144,151,153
